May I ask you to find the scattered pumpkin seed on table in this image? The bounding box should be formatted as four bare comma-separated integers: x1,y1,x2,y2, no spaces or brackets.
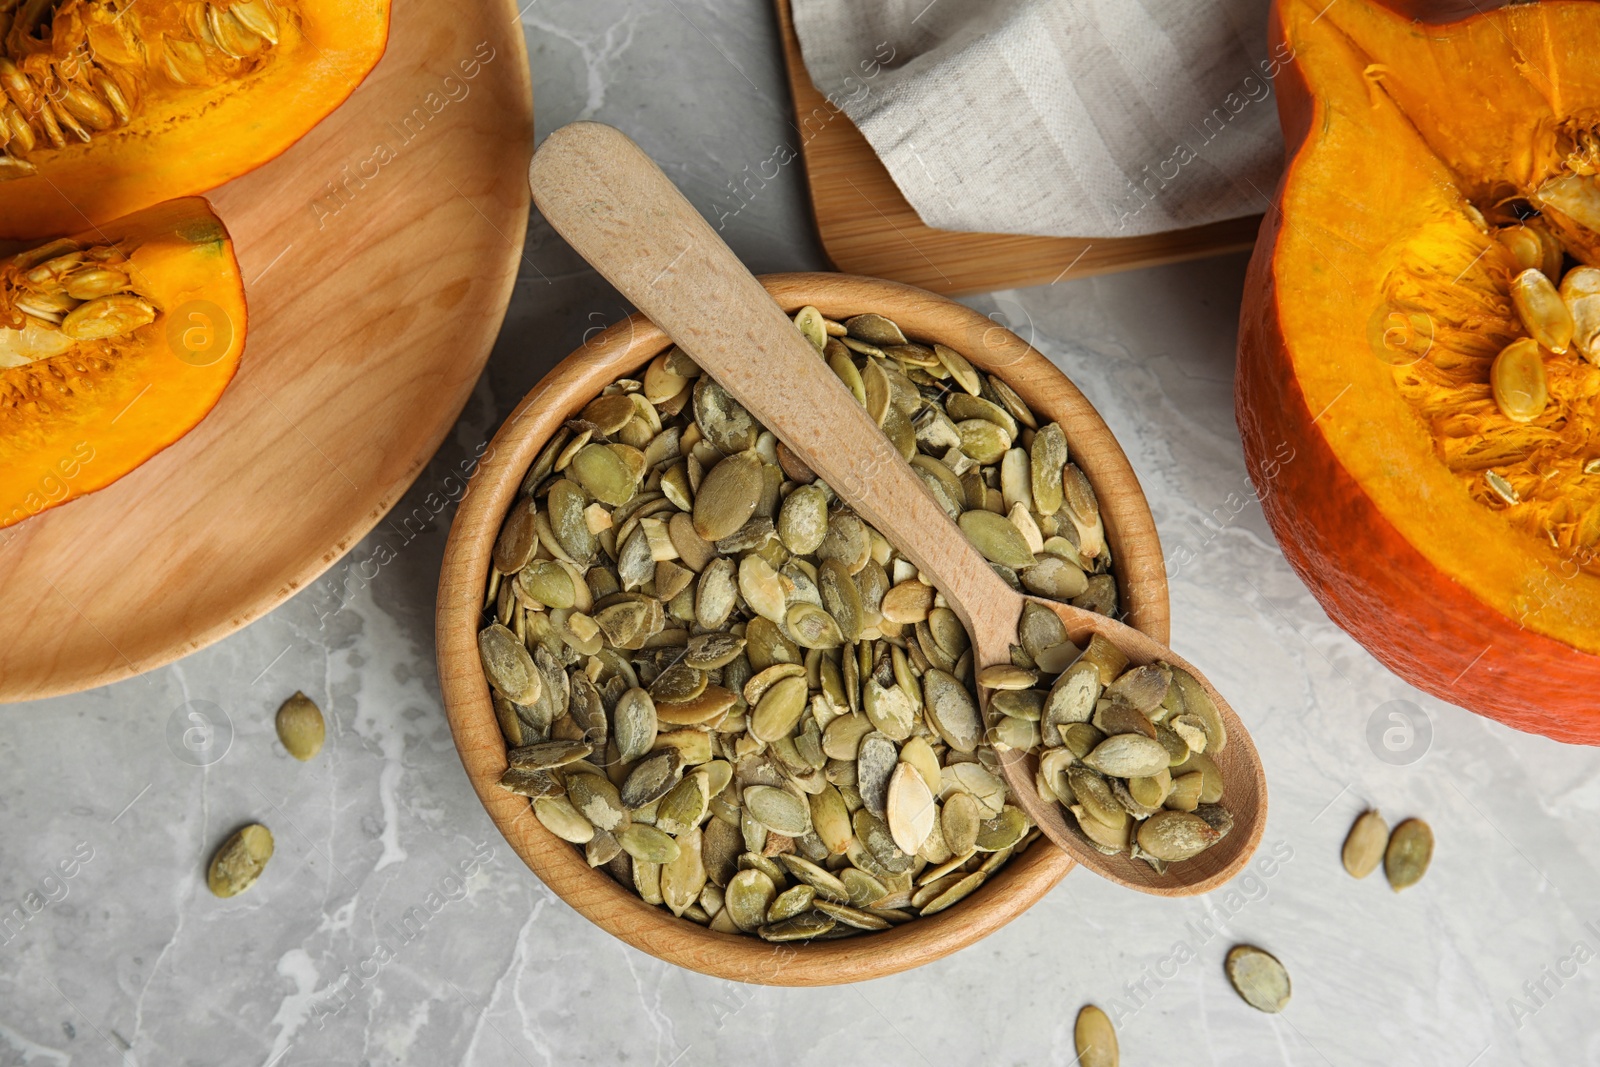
1074,1004,1118,1067
207,824,274,898
1225,944,1292,1013
275,691,325,761
1384,817,1433,891
474,305,1133,939
1341,809,1387,879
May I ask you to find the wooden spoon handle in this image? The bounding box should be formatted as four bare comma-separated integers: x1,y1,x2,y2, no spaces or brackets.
529,122,1018,638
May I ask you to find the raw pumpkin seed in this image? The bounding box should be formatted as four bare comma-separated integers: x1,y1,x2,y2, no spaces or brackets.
1074,1005,1118,1067
886,762,936,854
1384,817,1433,891
275,691,325,761
1225,945,1292,1013
1342,809,1388,879
207,824,274,898
478,623,541,704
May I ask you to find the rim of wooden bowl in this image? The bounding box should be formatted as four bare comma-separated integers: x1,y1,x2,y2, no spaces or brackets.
436,272,1171,985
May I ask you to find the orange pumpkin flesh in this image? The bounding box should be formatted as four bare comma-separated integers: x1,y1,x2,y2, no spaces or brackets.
0,0,389,239
0,196,245,528
1239,0,1600,744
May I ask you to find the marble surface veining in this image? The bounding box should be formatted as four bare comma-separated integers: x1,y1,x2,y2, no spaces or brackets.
3,2,1600,1065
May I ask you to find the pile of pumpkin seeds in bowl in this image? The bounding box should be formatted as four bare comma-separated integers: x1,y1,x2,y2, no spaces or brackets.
476,305,1122,941
982,619,1235,874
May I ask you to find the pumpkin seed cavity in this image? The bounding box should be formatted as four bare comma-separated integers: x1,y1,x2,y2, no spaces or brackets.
1385,187,1600,555
0,0,289,182
474,306,1140,939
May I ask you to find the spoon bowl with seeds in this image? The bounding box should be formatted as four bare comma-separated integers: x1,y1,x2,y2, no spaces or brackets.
525,122,1266,897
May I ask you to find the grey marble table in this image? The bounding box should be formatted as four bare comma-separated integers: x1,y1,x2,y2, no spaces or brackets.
3,3,1598,1065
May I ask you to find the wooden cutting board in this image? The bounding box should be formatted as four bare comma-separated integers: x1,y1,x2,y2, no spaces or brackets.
776,0,1263,295
0,0,533,702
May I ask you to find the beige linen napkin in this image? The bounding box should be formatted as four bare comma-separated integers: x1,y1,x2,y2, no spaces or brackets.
791,0,1286,239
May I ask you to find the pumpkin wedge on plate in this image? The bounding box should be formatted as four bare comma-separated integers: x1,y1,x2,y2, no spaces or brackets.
0,196,245,528
1239,0,1600,743
0,0,390,238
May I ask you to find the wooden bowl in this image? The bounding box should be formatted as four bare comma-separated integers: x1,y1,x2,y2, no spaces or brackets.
437,272,1171,984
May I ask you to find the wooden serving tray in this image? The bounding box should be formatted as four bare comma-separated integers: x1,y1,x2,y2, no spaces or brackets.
775,0,1264,295
0,0,533,702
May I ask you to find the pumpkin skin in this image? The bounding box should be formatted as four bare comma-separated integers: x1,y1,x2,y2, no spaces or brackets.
0,0,390,239
0,197,246,529
1238,0,1600,744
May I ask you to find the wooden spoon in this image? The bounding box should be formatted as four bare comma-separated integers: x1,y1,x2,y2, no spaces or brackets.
528,122,1267,896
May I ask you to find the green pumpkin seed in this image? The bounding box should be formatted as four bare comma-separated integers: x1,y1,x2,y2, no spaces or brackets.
569,442,638,506
1385,818,1433,891
1226,945,1292,1013
786,602,844,649
493,498,540,574
846,313,907,345
207,824,274,898
655,771,711,836
1084,734,1170,778
1030,422,1068,515
507,739,593,770
958,509,1036,569
725,868,778,930
275,691,325,761
568,772,629,832
749,675,810,743
693,451,763,542
497,765,563,798
744,785,811,836
974,806,1029,852
1135,810,1220,862
919,870,984,915
684,632,745,670
759,913,835,942
618,823,680,864
546,478,597,565
478,623,541,704
922,668,982,752
534,796,596,844
613,688,657,764
693,377,757,453
814,899,892,930
620,751,682,809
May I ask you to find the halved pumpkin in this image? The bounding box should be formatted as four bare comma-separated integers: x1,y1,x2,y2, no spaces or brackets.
1239,0,1600,743
0,0,389,239
0,196,245,528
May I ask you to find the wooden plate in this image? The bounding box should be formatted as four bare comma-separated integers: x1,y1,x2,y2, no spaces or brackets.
437,273,1172,984
0,0,533,702
776,0,1264,295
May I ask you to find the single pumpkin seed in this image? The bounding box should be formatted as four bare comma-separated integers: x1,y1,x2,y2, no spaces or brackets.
207,824,274,898
275,691,325,761
1385,817,1433,891
744,785,812,836
1342,809,1388,879
478,623,541,704
1226,945,1292,1013
1074,1005,1118,1067
1136,810,1220,862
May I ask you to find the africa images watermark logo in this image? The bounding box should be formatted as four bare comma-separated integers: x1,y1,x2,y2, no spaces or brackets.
1365,699,1432,766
